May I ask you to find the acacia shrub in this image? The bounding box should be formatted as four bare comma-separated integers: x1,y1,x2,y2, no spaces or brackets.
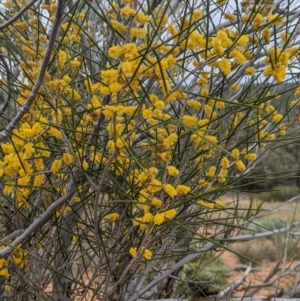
0,0,300,300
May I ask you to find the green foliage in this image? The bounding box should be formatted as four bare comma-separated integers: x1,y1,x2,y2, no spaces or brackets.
253,185,300,202
245,215,287,233
236,215,300,264
172,253,230,299
241,135,300,191
235,237,278,264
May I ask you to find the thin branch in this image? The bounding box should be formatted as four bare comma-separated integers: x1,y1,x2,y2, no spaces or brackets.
0,229,24,244
217,264,252,299
215,222,300,242
0,53,12,116
245,262,280,297
232,264,260,272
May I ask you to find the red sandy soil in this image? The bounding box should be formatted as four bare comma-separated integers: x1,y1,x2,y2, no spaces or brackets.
221,244,298,298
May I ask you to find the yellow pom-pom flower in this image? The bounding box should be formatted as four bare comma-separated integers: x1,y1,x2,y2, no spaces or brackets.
129,247,138,258
143,249,153,260
107,213,120,222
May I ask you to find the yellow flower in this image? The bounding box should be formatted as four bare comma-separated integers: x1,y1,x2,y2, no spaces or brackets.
279,123,286,136
2,143,14,154
191,10,202,22
236,35,249,46
33,174,45,186
273,113,283,123
229,48,246,65
167,166,179,176
111,20,128,33
101,69,119,84
0,263,10,278
17,175,31,186
266,133,275,141
143,249,153,260
198,119,209,128
58,50,67,69
208,166,216,178
186,32,206,50
221,157,230,169
244,67,255,75
252,13,264,30
244,153,257,160
120,7,136,17
163,133,178,149
24,143,35,156
295,87,300,96
236,160,246,171
77,12,85,19
129,247,138,258
147,179,163,193
142,212,154,223
135,12,151,24
70,60,81,68
119,61,135,76
217,29,232,47
34,158,44,171
268,14,284,26
82,160,89,170
198,200,214,209
188,99,201,110
204,107,213,118
262,28,270,44
201,88,209,97
108,45,123,57
72,235,78,242
176,185,191,195
63,153,74,165
182,115,198,127
130,28,147,38
218,58,231,75
109,82,123,93
223,13,236,22
48,127,63,139
148,167,158,178
164,208,176,219
14,22,29,31
51,159,62,173
266,105,275,114
281,32,290,43
212,38,224,56
151,197,162,207
198,179,209,187
3,182,13,195
154,100,165,110
218,177,226,183
232,148,240,159
215,200,226,207
142,108,153,120
107,213,120,221
164,184,177,198
154,213,165,225
218,168,228,178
